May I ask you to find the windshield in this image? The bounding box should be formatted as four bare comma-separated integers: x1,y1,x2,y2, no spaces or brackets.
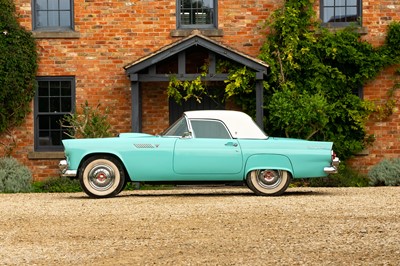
161,116,189,137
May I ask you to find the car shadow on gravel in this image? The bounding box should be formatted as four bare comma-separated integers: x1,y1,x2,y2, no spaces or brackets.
115,188,331,198
66,187,332,199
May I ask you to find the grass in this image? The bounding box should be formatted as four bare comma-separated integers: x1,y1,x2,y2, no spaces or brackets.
32,177,173,193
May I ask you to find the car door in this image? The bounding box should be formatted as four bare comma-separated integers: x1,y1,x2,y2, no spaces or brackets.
173,119,243,175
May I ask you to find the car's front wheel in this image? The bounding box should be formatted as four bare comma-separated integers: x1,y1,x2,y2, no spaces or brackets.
79,156,126,198
246,169,291,196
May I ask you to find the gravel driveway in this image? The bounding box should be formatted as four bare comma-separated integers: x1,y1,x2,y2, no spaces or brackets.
0,186,399,265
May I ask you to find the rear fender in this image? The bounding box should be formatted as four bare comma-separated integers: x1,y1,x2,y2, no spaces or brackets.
244,154,294,178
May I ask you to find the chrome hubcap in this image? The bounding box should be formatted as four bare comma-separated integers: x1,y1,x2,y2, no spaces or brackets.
88,164,115,191
257,170,282,189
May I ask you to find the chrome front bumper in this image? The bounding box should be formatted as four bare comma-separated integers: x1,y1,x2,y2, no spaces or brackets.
59,160,77,177
324,157,340,174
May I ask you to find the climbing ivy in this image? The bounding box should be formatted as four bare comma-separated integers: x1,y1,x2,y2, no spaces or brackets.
167,0,400,160
0,0,38,134
259,0,399,159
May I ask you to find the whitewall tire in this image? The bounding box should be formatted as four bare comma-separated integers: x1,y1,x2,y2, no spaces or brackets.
79,156,126,198
246,169,291,196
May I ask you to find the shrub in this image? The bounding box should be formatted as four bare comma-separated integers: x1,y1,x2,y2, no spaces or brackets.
292,164,369,187
62,101,113,139
368,158,400,186
32,177,82,193
0,157,32,193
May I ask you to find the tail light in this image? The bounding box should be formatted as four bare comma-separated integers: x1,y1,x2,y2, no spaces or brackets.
331,150,340,167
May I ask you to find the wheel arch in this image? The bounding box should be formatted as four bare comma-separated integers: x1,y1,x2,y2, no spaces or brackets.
244,154,295,179
77,153,131,181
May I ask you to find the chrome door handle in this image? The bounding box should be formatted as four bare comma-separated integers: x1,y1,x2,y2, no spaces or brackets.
225,142,238,147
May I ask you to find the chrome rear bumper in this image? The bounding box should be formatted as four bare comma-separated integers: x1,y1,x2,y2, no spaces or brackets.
59,160,77,177
324,157,340,174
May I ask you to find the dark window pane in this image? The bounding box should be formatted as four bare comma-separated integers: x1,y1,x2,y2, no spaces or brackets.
50,98,60,112
38,130,51,146
50,115,63,130
39,116,50,129
38,86,48,96
50,82,60,96
38,98,49,112
51,131,62,145
61,97,72,112
61,84,71,96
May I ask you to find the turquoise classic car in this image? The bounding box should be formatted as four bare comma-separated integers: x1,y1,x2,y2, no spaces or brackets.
60,110,339,198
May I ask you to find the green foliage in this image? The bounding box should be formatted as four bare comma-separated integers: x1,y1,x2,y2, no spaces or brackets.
32,177,82,193
0,0,38,134
268,88,329,139
384,21,400,58
168,70,208,104
0,157,32,193
62,101,113,139
368,158,400,186
259,0,398,160
293,163,369,187
167,0,400,162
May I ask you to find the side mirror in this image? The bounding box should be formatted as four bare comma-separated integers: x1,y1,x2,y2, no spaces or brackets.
182,131,192,139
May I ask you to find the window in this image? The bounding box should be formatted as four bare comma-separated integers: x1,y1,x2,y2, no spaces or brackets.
177,0,217,29
191,120,231,139
321,0,361,27
352,86,363,99
162,116,189,137
33,0,74,31
35,77,75,151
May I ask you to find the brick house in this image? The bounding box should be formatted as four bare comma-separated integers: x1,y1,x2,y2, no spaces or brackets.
4,0,400,180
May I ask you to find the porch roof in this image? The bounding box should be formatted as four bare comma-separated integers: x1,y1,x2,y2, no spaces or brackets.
124,31,269,75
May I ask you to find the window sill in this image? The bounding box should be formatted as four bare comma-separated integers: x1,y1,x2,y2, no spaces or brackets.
320,25,368,35
32,31,81,39
28,151,65,160
171,28,224,37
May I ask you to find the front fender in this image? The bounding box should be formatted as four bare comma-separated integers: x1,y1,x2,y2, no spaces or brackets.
244,154,294,177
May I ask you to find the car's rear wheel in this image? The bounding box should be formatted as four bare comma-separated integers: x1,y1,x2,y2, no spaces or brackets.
79,156,126,198
246,169,291,196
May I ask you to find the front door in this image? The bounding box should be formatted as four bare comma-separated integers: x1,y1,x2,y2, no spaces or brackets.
173,138,243,175
173,118,243,177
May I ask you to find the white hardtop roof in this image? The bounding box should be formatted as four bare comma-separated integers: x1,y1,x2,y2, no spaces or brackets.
184,110,268,139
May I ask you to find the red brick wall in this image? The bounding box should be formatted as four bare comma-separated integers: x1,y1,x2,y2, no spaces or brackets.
348,1,400,173
5,0,400,179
